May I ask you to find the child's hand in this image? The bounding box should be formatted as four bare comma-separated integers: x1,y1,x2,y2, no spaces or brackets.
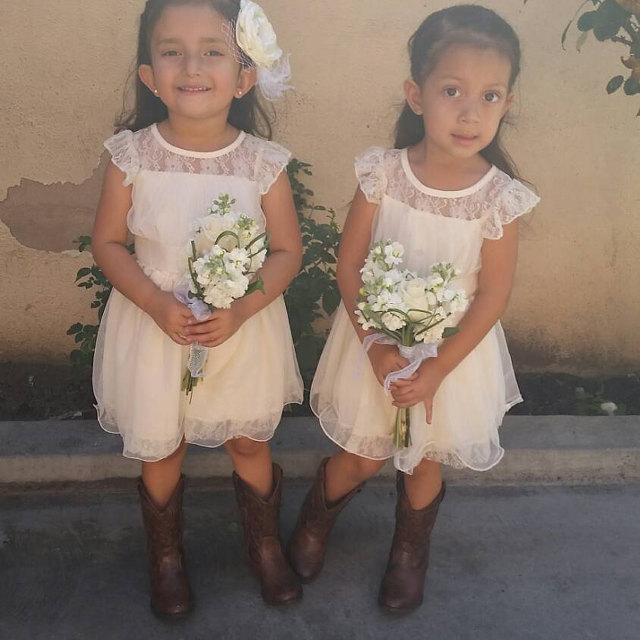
390,359,446,424
367,343,415,388
183,306,245,347
147,291,195,346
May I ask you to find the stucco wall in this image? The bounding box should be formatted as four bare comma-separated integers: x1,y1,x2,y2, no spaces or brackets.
1,0,638,373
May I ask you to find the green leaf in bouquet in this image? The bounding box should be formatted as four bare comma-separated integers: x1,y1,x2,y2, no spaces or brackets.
246,278,266,295
443,326,460,338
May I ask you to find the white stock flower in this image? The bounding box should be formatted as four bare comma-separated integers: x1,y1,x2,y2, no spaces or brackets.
382,312,406,332
236,0,283,69
425,274,444,289
445,292,468,315
227,275,249,298
441,288,456,302
417,323,446,344
383,268,404,288
226,247,250,267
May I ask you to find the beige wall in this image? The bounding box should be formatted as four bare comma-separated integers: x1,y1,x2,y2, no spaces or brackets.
1,0,638,373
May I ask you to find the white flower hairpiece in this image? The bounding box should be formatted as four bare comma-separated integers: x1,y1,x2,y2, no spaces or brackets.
228,0,292,101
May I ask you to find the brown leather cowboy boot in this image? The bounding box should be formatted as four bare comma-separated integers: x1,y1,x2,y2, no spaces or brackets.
232,463,302,605
378,473,446,612
287,457,364,583
138,475,192,618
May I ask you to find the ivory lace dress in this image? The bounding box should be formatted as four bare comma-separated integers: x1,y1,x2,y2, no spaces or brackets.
93,124,303,462
311,147,539,473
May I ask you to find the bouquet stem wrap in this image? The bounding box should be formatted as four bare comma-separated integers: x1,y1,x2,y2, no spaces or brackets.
363,333,438,450
174,285,213,398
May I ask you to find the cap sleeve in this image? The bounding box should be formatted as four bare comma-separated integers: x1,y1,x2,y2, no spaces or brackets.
482,178,540,240
254,140,292,195
354,147,387,204
103,130,140,187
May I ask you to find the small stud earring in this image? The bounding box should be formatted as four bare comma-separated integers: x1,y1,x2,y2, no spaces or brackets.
237,90,243,97
153,88,159,95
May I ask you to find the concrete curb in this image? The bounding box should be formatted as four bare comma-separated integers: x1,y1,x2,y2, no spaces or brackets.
1,415,639,485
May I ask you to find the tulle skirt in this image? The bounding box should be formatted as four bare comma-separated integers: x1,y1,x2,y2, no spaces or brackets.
93,268,303,462
310,304,521,473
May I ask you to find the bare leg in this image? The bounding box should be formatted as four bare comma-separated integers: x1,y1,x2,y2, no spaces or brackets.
324,451,387,503
141,439,188,507
225,437,273,498
403,458,443,509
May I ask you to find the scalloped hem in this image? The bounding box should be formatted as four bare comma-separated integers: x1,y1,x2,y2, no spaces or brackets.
96,396,302,463
311,396,520,473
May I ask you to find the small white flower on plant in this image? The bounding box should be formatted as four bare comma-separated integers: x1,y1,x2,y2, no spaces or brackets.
600,401,617,416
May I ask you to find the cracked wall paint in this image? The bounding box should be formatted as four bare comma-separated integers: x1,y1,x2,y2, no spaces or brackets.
0,159,106,252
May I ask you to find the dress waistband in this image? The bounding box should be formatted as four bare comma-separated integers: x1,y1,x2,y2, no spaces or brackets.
135,237,185,275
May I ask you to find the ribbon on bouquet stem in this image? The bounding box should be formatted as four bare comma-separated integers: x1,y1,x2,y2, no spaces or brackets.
174,285,212,379
363,333,439,474
363,334,438,392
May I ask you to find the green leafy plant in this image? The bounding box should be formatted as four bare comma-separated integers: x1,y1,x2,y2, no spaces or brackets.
285,159,341,387
526,0,640,113
68,160,341,392
66,235,117,368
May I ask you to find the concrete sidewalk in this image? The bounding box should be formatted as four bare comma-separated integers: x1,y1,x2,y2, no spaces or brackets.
0,481,638,640
1,415,639,484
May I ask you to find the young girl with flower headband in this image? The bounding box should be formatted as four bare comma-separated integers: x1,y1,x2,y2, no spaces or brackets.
92,0,302,616
288,5,540,612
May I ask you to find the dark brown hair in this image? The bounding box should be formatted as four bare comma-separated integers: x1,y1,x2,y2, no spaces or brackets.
395,4,521,178
116,0,273,138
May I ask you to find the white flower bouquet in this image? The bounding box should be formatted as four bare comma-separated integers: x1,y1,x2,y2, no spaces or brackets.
355,240,468,448
175,194,267,398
